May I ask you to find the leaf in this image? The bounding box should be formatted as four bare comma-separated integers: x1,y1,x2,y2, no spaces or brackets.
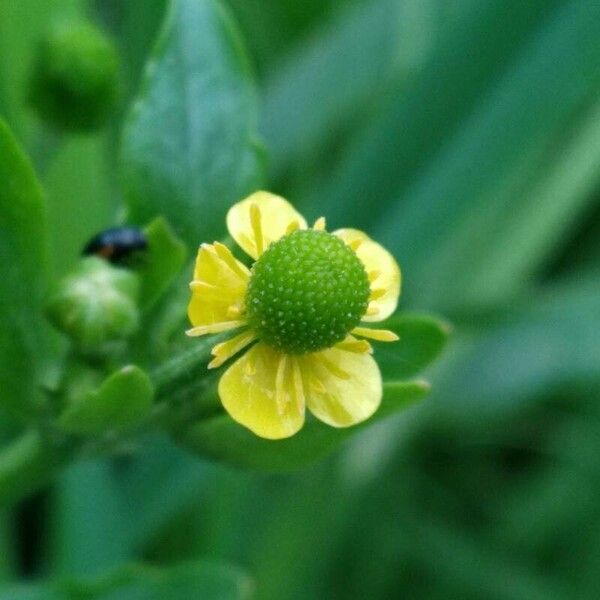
139,217,187,310
98,562,252,600
122,0,265,248
59,365,154,435
51,439,214,575
432,272,600,423
375,313,451,380
262,0,410,175
45,135,117,278
299,0,564,222
367,0,600,310
179,380,429,470
0,560,252,600
0,118,48,419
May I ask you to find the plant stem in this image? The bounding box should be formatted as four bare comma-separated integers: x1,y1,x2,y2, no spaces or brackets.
0,333,227,506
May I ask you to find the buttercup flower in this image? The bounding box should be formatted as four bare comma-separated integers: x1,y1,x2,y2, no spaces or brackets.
187,192,401,439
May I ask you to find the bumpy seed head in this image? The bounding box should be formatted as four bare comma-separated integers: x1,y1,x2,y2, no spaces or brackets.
246,230,370,354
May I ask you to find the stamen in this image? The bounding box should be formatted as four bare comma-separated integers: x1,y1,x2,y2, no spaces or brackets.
369,288,387,301
208,330,256,369
189,280,217,292
190,280,239,303
292,359,305,413
250,203,264,256
286,220,300,235
186,320,246,337
349,238,362,251
368,270,381,283
213,242,250,278
320,356,351,380
335,336,373,354
313,216,326,231
244,359,256,377
309,376,327,394
275,354,288,415
200,244,227,271
238,232,256,256
352,327,399,342
226,304,245,319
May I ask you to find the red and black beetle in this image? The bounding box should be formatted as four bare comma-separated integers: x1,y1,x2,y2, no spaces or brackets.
82,227,147,265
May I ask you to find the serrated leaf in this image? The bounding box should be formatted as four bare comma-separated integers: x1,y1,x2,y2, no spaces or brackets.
179,380,429,470
122,0,264,248
139,217,187,310
0,118,48,419
59,365,154,435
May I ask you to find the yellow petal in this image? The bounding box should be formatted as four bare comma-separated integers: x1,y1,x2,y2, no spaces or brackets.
226,191,308,259
218,342,305,439
334,228,401,321
301,345,382,428
208,330,257,369
335,335,373,354
352,327,399,342
186,320,246,337
188,243,249,327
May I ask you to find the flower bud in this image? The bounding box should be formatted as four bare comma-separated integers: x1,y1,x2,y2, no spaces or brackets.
46,257,139,354
29,20,120,132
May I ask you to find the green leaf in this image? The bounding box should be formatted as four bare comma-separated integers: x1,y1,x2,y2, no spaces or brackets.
0,118,48,419
179,380,429,470
45,135,117,278
262,0,407,175
0,560,252,600
122,0,264,248
139,217,187,310
376,313,451,380
367,0,600,310
435,272,600,422
299,0,563,221
51,439,214,576
59,365,154,435
98,562,252,600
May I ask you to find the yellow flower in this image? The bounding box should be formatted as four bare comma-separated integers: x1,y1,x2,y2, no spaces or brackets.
187,191,401,439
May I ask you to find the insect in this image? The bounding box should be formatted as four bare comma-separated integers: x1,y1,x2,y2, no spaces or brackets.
82,227,148,265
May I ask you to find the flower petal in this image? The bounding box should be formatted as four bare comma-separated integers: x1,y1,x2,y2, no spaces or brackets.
188,243,249,327
226,191,307,259
334,228,401,321
301,345,382,428
218,342,305,439
208,330,257,369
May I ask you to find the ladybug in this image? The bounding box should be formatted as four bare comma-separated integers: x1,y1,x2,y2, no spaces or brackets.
82,227,147,265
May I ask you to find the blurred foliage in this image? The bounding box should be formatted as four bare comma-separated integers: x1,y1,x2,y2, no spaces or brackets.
0,0,599,599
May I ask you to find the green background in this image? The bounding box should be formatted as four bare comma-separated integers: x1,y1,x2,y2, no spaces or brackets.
1,0,600,598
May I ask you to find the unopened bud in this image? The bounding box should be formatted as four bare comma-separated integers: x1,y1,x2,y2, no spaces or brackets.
29,20,120,132
46,257,139,354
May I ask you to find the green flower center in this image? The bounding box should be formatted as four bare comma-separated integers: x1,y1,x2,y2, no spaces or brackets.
245,229,370,354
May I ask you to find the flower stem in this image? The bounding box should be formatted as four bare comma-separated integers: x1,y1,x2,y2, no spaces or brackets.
150,333,226,404
0,334,226,506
